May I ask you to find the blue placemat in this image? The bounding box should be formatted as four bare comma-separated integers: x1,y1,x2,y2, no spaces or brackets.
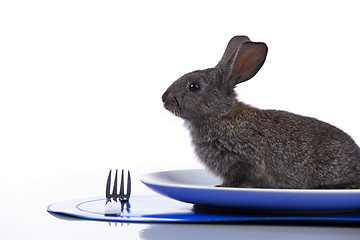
47,195,360,223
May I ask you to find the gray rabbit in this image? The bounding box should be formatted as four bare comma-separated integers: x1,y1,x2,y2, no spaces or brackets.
162,35,360,189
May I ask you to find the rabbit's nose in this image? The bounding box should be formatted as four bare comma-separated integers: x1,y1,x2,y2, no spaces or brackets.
162,91,170,103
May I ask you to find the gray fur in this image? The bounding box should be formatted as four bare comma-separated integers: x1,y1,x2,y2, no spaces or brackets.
162,35,360,189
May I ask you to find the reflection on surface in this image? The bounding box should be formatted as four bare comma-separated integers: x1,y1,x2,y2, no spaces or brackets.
107,222,130,227
104,200,131,216
139,224,360,240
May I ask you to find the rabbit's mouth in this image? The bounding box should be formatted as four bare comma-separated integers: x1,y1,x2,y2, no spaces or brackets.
164,96,182,117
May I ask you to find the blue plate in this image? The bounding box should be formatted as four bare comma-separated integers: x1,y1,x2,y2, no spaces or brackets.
141,169,360,213
48,195,360,223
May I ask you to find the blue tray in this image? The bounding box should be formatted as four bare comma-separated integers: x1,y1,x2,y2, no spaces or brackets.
48,195,360,223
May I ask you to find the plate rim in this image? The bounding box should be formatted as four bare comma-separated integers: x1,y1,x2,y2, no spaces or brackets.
140,169,360,195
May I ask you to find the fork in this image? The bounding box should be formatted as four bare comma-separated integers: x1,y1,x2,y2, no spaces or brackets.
106,169,131,203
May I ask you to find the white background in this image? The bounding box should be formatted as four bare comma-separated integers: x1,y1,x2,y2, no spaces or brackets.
1,0,360,185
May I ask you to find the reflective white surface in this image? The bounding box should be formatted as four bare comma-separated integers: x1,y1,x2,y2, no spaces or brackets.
2,170,360,239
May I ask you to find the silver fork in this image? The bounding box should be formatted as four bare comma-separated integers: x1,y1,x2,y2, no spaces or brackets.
106,169,131,203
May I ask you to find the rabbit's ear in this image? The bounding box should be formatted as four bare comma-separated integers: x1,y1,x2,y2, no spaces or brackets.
216,36,250,68
228,42,268,86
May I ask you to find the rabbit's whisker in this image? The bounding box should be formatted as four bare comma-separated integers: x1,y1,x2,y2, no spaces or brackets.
174,96,180,108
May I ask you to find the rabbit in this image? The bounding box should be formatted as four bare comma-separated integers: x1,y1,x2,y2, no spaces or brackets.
162,35,360,189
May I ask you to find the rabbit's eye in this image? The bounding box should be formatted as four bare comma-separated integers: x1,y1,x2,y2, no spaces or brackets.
189,83,200,92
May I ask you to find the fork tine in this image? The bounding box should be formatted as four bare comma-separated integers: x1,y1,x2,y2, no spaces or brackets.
120,169,125,196
112,169,118,202
105,169,131,203
126,170,131,198
106,170,112,200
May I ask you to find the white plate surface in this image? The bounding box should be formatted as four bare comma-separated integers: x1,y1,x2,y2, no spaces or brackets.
141,169,360,213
